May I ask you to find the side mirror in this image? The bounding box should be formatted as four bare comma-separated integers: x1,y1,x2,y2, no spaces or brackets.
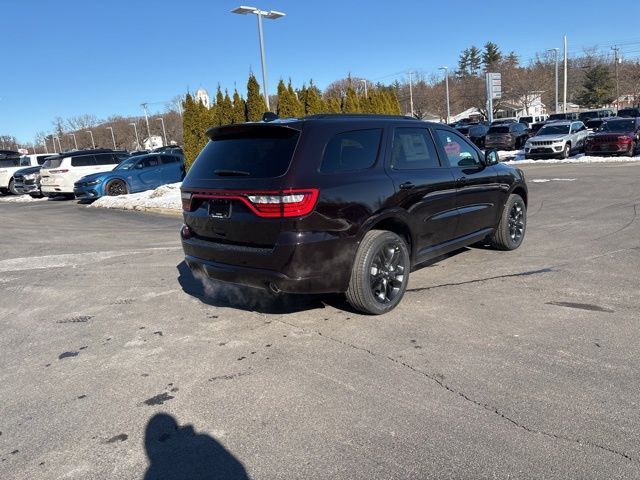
485,150,499,166
135,163,143,169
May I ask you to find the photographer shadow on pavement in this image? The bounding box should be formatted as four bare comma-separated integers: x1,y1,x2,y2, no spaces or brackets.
176,260,332,314
143,413,249,480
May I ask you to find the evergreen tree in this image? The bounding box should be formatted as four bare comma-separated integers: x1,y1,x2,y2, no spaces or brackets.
246,73,266,121
482,42,502,70
468,46,482,75
287,79,304,116
325,96,342,113
385,90,401,115
214,86,225,126
343,86,360,113
504,51,519,68
182,93,209,170
276,79,289,117
231,89,246,123
457,48,471,77
220,90,233,125
297,84,308,115
577,65,615,107
305,80,325,115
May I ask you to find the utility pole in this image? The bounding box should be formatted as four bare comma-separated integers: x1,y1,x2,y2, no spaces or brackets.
612,46,620,113
563,35,568,113
548,48,560,112
361,79,368,97
141,103,152,145
407,70,414,118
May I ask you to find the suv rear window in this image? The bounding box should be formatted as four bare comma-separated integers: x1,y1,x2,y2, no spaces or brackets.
42,158,63,169
321,129,381,173
189,129,300,179
95,154,118,165
488,126,510,134
0,158,21,167
617,108,640,118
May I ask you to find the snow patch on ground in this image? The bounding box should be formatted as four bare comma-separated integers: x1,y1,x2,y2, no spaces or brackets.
531,178,576,183
503,153,640,165
89,183,181,213
494,149,640,164
0,194,47,203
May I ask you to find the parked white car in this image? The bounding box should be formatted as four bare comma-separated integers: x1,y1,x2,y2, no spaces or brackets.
40,149,128,198
0,153,53,195
524,121,590,159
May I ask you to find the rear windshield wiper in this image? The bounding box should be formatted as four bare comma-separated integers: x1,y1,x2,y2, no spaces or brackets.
213,169,251,176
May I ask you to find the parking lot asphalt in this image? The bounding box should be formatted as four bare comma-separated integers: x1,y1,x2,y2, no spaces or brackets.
1,162,639,480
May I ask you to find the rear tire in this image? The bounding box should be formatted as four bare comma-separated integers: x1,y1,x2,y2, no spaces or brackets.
346,230,410,315
489,194,526,251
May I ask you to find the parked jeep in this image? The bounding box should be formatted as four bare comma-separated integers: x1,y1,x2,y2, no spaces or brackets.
524,121,589,159
180,114,528,314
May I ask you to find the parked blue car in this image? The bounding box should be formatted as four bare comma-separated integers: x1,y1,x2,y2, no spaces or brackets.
74,153,185,199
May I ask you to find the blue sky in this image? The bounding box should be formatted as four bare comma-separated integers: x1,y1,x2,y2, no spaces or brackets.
2,0,639,142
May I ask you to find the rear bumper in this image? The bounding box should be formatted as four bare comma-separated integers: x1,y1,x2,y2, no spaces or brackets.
181,231,357,294
42,185,73,195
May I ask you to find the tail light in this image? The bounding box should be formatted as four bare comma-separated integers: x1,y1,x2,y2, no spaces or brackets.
49,169,69,174
184,189,319,218
181,191,193,211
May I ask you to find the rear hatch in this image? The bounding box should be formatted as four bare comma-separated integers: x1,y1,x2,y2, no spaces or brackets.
485,126,512,143
39,157,65,187
181,122,310,247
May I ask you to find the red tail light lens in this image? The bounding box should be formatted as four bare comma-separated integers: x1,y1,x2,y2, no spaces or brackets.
186,189,319,218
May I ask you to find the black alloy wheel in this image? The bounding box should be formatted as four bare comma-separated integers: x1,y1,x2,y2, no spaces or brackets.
106,180,128,196
346,230,410,315
488,193,527,250
508,201,525,244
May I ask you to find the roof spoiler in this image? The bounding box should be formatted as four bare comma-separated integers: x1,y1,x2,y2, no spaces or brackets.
205,122,300,141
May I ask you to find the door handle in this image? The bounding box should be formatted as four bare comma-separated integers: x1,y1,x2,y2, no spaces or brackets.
399,182,415,190
457,176,467,185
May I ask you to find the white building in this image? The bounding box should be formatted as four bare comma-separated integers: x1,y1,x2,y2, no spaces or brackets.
195,87,210,108
451,92,547,121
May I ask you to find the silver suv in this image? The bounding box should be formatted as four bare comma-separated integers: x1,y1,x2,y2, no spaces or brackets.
524,121,589,159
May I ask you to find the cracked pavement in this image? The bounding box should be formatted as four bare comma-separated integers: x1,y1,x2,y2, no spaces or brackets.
1,162,639,479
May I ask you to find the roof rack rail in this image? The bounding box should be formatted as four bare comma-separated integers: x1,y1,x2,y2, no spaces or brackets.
303,113,416,121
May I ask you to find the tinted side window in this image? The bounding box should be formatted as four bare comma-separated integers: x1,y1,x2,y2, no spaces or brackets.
37,155,51,165
391,128,441,170
95,154,117,165
434,130,482,168
71,156,96,167
320,129,381,173
140,156,160,168
160,156,178,164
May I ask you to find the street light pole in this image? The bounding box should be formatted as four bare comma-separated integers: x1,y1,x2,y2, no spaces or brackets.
106,127,117,149
68,133,78,150
547,48,559,112
563,34,568,113
129,123,140,150
232,6,286,112
54,136,62,152
439,66,450,124
157,117,168,146
407,70,414,117
362,79,368,97
86,130,95,149
141,103,152,144
612,46,620,113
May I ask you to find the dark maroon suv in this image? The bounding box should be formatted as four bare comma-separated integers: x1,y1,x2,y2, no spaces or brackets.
180,115,528,314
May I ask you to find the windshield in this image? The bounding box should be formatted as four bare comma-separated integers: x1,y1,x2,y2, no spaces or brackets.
548,114,567,121
114,157,138,170
520,117,533,123
601,120,635,133
538,124,570,135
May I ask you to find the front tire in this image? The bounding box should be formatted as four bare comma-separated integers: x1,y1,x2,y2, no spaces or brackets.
561,142,571,159
105,179,128,196
346,230,410,315
8,179,19,195
489,194,526,250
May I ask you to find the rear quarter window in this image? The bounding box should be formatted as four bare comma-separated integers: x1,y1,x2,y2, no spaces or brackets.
95,154,118,165
320,129,382,173
488,126,510,134
71,156,96,167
